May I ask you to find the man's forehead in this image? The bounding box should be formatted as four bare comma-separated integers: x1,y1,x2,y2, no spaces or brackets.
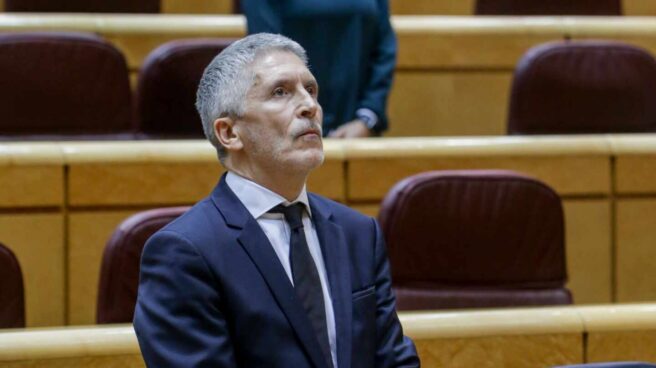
251,50,314,79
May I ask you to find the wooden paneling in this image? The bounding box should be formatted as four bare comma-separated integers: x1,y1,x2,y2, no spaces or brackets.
615,199,656,302
67,210,141,325
580,304,656,362
68,163,221,207
0,166,63,208
161,0,232,14
588,331,656,362
390,0,473,15
347,156,610,201
416,334,582,367
615,155,656,194
307,159,345,201
388,71,511,137
562,200,612,304
622,0,656,15
0,355,145,368
0,214,65,327
395,27,562,69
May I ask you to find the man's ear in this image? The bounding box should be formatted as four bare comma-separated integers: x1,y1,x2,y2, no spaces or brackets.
214,116,243,152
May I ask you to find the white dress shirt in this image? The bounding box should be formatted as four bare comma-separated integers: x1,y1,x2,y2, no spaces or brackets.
226,171,338,367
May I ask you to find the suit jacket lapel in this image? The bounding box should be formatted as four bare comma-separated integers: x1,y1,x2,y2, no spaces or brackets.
212,177,329,368
310,196,353,368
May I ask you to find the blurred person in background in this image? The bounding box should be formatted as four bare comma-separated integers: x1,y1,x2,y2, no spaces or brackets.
242,0,397,138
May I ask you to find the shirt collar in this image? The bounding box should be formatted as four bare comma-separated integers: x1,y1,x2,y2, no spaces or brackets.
225,171,311,219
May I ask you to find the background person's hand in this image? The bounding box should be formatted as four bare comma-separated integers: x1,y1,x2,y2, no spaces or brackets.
328,119,371,138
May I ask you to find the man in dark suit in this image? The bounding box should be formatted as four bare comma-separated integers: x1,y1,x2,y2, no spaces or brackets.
133,33,419,368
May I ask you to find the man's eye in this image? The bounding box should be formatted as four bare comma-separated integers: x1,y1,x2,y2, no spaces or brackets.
272,87,286,96
306,86,316,95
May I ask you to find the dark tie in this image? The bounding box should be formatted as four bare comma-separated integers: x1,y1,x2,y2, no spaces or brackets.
269,203,333,368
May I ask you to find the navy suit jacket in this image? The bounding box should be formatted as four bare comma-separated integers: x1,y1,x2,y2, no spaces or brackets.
134,176,419,367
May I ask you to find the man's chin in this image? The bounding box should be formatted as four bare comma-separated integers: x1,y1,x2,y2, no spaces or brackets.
287,148,324,172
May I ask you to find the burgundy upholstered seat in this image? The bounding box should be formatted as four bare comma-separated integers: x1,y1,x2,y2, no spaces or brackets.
0,242,25,328
379,170,572,311
0,32,134,140
475,0,621,15
136,39,235,139
508,41,656,135
97,207,189,324
5,0,159,13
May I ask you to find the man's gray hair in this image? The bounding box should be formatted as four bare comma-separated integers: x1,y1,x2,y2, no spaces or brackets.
196,33,308,162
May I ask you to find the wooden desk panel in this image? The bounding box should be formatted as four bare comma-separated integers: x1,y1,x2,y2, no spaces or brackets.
348,155,610,201
611,135,656,194
616,199,656,302
390,0,473,15
388,71,512,137
0,213,64,327
588,331,656,362
615,155,656,194
395,25,563,69
0,166,63,208
0,355,144,368
624,0,656,15
67,210,142,325
579,304,656,362
68,162,221,207
416,334,582,367
563,200,612,304
162,0,232,14
308,159,345,202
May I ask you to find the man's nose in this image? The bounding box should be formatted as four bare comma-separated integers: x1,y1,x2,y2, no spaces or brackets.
297,89,318,119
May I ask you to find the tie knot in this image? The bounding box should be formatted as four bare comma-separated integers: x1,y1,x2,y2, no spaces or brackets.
269,203,305,229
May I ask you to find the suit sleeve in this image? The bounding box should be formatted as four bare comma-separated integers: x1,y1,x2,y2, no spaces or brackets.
242,0,282,34
372,218,421,367
358,0,397,132
133,231,238,368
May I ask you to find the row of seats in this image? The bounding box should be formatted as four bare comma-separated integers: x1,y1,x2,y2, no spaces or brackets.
97,170,571,323
0,170,571,327
2,32,656,139
0,32,231,140
2,0,622,16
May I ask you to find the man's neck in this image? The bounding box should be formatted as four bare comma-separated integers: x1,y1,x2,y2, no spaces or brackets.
228,167,308,202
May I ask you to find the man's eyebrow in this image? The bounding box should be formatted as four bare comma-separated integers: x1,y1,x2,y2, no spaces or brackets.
260,75,317,88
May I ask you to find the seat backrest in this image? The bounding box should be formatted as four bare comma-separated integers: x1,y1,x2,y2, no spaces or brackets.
475,0,621,15
379,170,571,310
136,39,235,138
0,242,25,328
5,0,159,13
508,41,656,135
0,32,134,140
97,207,189,324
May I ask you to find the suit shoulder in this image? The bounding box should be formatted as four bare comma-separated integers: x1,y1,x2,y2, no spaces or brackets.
153,197,226,248
308,193,374,225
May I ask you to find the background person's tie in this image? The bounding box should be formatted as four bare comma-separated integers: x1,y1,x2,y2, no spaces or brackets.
269,203,333,368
